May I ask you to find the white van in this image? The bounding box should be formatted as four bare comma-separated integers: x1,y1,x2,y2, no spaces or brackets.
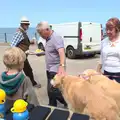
37,22,103,59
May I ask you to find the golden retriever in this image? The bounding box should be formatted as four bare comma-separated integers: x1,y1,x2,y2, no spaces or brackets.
82,69,120,110
51,74,120,120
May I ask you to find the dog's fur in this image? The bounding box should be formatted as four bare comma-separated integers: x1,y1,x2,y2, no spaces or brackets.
82,69,120,110
53,75,120,120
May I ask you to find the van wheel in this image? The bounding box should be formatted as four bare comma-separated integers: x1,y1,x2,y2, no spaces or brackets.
66,47,76,59
38,43,45,51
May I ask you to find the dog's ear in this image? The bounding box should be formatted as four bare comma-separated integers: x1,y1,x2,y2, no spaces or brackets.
55,74,65,84
53,74,65,84
56,74,65,79
61,75,65,84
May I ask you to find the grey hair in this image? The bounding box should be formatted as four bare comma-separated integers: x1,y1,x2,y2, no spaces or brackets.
36,21,50,31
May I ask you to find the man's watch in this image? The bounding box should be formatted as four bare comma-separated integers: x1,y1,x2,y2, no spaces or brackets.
60,64,66,67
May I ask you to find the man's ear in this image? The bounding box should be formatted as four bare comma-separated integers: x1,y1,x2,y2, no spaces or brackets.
46,28,49,31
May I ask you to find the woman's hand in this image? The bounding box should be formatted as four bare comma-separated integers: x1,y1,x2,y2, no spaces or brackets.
96,63,102,74
30,40,36,45
36,52,45,57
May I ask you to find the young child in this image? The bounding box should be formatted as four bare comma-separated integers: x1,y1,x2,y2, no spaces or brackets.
0,47,39,106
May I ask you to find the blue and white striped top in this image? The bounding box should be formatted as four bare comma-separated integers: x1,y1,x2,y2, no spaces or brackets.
100,35,120,73
11,27,25,47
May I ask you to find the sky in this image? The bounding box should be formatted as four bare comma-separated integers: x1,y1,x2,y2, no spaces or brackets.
0,0,120,27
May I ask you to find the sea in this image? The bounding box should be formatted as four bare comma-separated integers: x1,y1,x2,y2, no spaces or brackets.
0,27,106,43
0,27,39,43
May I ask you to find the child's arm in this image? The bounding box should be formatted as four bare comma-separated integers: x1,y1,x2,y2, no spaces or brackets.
22,76,39,106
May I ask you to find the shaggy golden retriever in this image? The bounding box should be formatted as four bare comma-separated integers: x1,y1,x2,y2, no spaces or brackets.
51,74,120,120
81,69,120,110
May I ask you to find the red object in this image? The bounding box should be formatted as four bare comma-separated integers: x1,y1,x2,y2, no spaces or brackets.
79,28,82,41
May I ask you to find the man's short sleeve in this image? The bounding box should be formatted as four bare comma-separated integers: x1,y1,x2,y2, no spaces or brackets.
53,35,64,50
11,31,24,47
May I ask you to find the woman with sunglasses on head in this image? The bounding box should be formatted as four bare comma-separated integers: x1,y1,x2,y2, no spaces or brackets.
97,17,120,83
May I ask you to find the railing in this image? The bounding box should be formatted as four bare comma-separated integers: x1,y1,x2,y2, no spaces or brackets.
0,33,10,43
0,32,38,43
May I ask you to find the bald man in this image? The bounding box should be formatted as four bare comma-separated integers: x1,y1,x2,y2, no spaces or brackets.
36,22,67,107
